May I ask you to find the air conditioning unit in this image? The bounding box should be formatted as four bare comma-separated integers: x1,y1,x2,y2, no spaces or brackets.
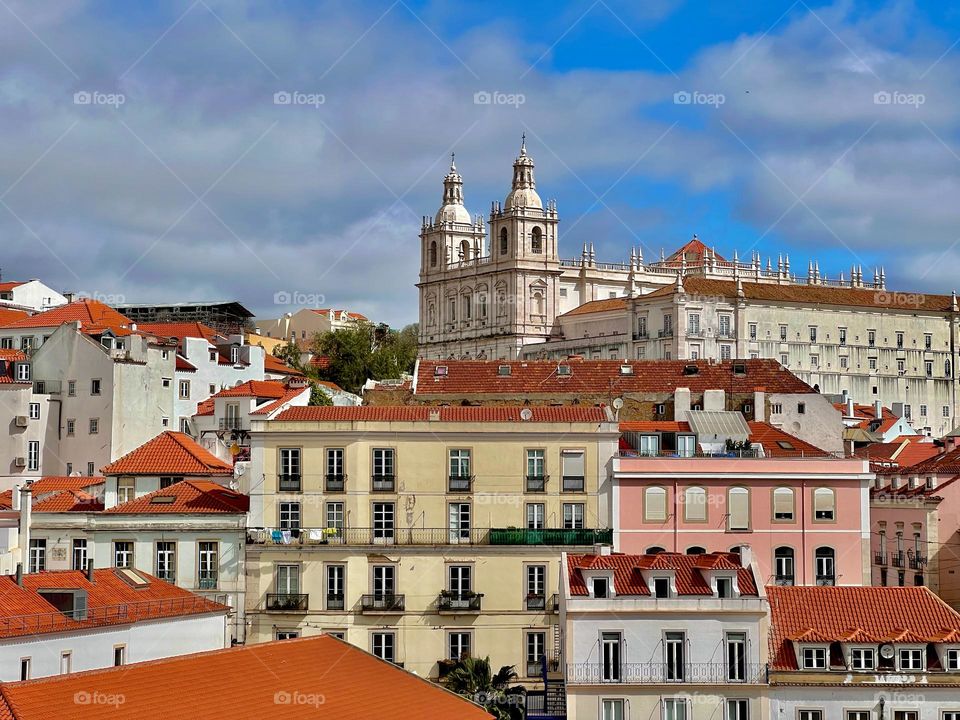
15,416,29,427
14,457,27,468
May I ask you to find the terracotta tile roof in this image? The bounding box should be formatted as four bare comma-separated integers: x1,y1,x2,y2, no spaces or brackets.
0,568,227,640
0,350,27,384
0,281,26,293
643,276,955,312
101,431,234,476
309,354,330,369
0,477,104,509
137,321,220,343
415,358,814,396
619,420,826,457
559,296,628,317
1,299,131,331
835,402,903,434
665,237,726,263
31,489,104,512
104,479,248,514
213,379,287,399
264,352,304,376
194,398,215,417
276,405,610,423
0,635,493,720
768,586,960,670
250,386,310,416
0,308,27,326
175,354,197,372
855,440,940,468
567,552,758,597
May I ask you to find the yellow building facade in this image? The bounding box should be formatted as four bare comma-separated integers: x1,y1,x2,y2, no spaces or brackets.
243,405,618,685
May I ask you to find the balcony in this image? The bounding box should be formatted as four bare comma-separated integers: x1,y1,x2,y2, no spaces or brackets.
548,593,560,613
526,474,547,493
909,555,927,570
326,594,344,611
437,591,482,613
566,662,768,685
198,575,218,590
815,576,836,587
278,474,301,492
526,657,561,678
218,417,245,431
325,474,345,492
891,552,905,568
773,575,794,586
447,475,473,493
562,475,585,492
874,552,888,566
526,593,546,611
266,593,309,612
247,526,612,547
371,474,395,492
659,329,674,338
360,594,405,613
633,331,648,341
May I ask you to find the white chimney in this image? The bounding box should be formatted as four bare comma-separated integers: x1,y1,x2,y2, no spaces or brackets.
18,484,31,574
753,389,765,422
846,396,854,417
674,387,691,420
874,400,883,418
739,544,753,569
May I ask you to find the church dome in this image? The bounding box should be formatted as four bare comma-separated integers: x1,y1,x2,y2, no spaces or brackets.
435,155,473,225
504,137,542,210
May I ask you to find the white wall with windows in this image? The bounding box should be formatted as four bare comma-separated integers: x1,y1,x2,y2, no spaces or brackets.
770,687,960,720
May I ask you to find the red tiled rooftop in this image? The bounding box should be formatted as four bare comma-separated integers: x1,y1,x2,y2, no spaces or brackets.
0,477,104,510
897,445,960,475
0,350,28,384
137,321,220,343
0,308,27,326
1,299,131,332
101,431,233,476
250,386,309,416
275,405,610,423
855,440,939,468
415,359,814,396
104,480,248,514
213,379,287,399
31,489,103,513
175,354,197,372
0,568,227,640
768,585,960,670
264,353,304,376
0,281,26,293
559,297,628,317
618,420,829,457
0,635,493,720
567,552,758,597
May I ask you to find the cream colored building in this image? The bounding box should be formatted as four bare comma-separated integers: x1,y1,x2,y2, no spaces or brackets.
244,405,619,686
254,308,368,345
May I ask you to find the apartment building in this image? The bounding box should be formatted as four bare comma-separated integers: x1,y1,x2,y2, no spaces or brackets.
364,358,844,455
0,350,55,486
0,567,228,681
614,413,873,586
768,585,960,720
244,405,619,686
561,549,769,720
254,307,368,343
0,278,66,312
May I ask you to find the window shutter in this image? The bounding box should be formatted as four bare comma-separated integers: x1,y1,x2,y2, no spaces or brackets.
561,450,585,477
684,487,706,521
646,487,666,521
729,488,750,530
814,489,834,518
773,488,793,518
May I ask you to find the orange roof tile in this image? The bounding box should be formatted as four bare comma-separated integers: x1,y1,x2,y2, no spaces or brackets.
104,479,248,514
0,308,27,326
0,635,493,719
31,489,103,513
0,477,104,509
415,359,814,396
0,281,26,293
0,350,28,384
276,405,610,423
264,352,304,376
0,568,226,640
768,586,960,670
213,379,287,399
137,321,219,343
665,237,726,263
250,386,309,416
193,398,215,417
559,297,628,317
568,552,758,597
101,432,233,476
619,420,826,457
2,299,131,332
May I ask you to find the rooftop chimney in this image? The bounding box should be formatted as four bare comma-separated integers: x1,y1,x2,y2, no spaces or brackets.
846,396,854,417
15,563,22,587
18,484,31,574
86,559,95,583
874,399,883,419
595,543,612,556
739,544,753,569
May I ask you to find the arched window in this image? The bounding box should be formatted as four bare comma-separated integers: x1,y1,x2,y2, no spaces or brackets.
477,293,487,319
773,487,794,521
815,547,835,585
727,487,750,531
462,293,472,320
813,488,835,521
646,546,666,555
429,241,437,267
460,239,470,261
774,547,794,585
533,291,545,316
531,226,543,254
683,486,707,522
644,486,667,522
499,227,508,255
686,546,706,555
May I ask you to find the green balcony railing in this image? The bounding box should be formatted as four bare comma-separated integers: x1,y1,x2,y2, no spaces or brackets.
488,528,612,546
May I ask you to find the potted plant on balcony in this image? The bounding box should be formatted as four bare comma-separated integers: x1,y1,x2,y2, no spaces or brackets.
442,656,523,720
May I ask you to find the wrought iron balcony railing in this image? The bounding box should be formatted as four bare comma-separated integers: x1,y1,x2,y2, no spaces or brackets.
526,474,547,492
566,662,768,685
266,593,308,612
325,474,345,492
278,474,301,492
891,552,905,568
874,552,888,566
562,475,585,492
526,593,546,611
371,474,395,492
447,475,473,492
909,555,927,569
437,591,482,612
326,594,344,611
198,575,218,590
360,594,405,613
247,526,613,547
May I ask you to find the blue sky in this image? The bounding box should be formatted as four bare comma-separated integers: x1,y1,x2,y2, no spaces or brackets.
2,1,960,326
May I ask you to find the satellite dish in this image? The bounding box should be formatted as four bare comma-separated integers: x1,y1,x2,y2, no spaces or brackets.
520,408,533,421
613,398,624,410
880,644,895,659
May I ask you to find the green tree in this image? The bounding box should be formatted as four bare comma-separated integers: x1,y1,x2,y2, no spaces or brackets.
442,656,523,720
309,382,334,406
312,321,418,394
271,340,305,373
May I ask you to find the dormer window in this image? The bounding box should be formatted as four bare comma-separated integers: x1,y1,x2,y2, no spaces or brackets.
945,648,960,671
898,647,924,671
653,577,671,598
209,350,217,362
230,346,239,363
801,646,828,669
716,576,734,598
593,577,609,599
850,647,876,671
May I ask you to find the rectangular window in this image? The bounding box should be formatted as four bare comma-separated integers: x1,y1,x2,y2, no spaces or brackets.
178,380,190,399
279,502,301,529
156,541,176,582
113,541,133,568
721,344,732,360
687,313,700,335
373,502,395,542
728,488,750,530
563,503,585,529
66,418,75,436
727,700,749,720
850,648,875,670
868,330,876,346
839,328,847,345
526,565,546,610
603,700,625,720
925,333,933,349
893,713,918,720
748,322,757,340
326,564,345,610
28,402,40,420
601,632,622,682
448,449,471,491
926,361,933,377
561,450,585,491
645,487,667,522
663,698,686,720
810,354,819,368
726,632,747,682
802,647,827,669
72,539,88,571
372,632,395,663
526,503,545,529
869,357,878,370
326,448,345,490
276,564,300,596
91,378,101,395
847,712,871,720
898,649,923,671
19,658,29,682
372,448,395,490
840,356,848,369
665,632,685,681
28,539,45,573
117,477,135,504
372,565,396,600
639,434,659,457
896,332,904,348
780,325,787,341
946,648,960,670
326,501,344,530
526,631,547,676
448,631,471,660
60,651,71,675
809,327,817,343
945,405,952,418
198,541,218,588
27,440,39,471
526,449,546,491
89,418,99,434
278,448,301,491
114,645,126,667
448,565,472,594
448,502,471,543
798,712,822,720
16,362,30,381
86,461,95,476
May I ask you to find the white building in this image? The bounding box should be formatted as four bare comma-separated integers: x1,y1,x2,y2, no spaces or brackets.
768,585,960,720
0,279,66,312
0,350,55,487
255,307,369,344
0,566,228,681
560,548,769,720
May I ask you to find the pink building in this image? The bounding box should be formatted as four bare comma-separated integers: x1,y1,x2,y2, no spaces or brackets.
614,417,873,587
870,435,960,607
